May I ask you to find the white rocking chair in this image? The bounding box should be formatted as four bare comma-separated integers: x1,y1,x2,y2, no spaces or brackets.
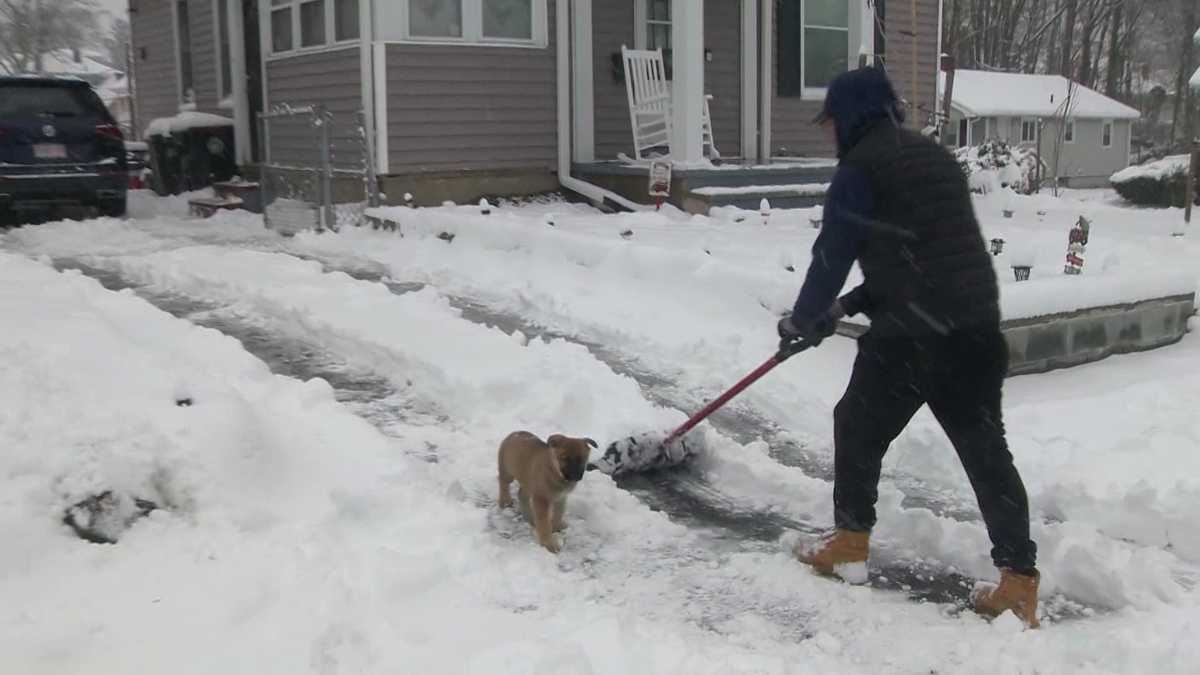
621,46,720,161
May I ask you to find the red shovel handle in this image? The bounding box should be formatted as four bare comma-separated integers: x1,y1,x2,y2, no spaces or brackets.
661,296,851,446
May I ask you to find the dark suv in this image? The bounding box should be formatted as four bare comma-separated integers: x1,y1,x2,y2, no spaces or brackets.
0,76,128,224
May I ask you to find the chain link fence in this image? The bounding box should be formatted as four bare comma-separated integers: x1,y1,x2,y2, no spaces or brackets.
258,105,379,235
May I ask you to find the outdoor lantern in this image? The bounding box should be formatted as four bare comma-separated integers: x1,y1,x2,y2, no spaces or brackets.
1012,265,1032,282
990,238,1006,256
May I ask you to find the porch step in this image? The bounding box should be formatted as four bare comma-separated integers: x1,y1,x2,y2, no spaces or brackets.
682,162,837,189
688,183,829,212
213,180,262,213
188,196,244,219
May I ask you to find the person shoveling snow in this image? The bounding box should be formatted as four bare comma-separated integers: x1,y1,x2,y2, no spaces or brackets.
776,66,1041,628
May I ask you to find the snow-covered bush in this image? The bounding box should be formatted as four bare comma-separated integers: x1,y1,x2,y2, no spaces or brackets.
954,141,1041,195
1110,155,1196,208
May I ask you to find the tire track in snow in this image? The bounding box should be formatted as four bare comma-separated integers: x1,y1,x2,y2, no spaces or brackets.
53,253,1094,621
47,258,848,642
273,254,1094,616
284,251,981,523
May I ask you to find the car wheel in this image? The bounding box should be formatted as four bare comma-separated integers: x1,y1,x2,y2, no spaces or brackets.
98,199,128,219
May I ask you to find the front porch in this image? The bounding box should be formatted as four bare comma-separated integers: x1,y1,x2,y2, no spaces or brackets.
565,0,871,213
574,158,837,213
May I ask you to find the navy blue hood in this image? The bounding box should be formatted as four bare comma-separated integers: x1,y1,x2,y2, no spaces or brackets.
816,67,906,158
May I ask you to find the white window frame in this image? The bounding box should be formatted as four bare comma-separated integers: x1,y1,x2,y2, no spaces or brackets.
633,0,672,79
1063,118,1075,143
266,0,361,59
213,0,234,109
1102,119,1113,148
1020,118,1038,144
801,0,852,98
380,0,548,48
774,0,864,100
634,0,670,51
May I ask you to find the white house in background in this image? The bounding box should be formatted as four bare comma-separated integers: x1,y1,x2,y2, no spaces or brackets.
941,69,1140,189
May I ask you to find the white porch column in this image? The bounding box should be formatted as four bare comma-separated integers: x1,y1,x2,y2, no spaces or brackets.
670,0,704,162
740,0,758,162
758,0,773,162
571,0,595,162
228,0,251,164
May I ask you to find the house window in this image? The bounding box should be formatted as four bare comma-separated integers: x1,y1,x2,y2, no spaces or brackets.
334,0,360,41
646,1,671,53
409,0,463,38
957,118,968,147
804,0,850,90
372,0,544,46
271,0,293,52
216,0,233,101
778,0,851,96
175,0,194,104
268,0,364,55
484,0,533,41
1062,119,1074,143
1102,120,1113,147
1021,119,1038,143
300,0,326,47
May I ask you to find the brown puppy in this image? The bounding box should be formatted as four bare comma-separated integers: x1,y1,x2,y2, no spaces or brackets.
497,431,596,553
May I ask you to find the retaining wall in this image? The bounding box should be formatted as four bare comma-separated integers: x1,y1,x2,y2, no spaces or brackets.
838,292,1196,376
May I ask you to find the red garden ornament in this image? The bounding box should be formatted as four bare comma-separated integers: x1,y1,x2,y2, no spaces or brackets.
1063,216,1091,275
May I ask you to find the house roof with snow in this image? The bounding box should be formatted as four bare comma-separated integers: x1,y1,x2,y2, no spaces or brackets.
939,70,1140,121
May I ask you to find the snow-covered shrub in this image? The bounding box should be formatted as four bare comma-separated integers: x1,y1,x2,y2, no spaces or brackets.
1109,155,1195,208
955,141,1041,194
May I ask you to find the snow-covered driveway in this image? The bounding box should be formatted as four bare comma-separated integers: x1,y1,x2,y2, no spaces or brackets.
2,190,1199,673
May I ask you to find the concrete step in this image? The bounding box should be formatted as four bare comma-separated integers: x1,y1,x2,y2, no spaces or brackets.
682,163,837,189
689,182,828,212
212,180,262,213
188,196,244,219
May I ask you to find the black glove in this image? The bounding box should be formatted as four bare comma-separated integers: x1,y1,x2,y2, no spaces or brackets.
777,310,838,347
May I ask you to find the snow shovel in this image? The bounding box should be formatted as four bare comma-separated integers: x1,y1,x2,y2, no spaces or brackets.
588,300,849,476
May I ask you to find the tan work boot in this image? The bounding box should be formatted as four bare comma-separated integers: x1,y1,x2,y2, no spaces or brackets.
972,568,1041,629
793,529,869,580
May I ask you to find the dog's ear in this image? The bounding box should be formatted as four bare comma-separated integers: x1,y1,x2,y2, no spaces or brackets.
584,437,598,449
547,434,566,449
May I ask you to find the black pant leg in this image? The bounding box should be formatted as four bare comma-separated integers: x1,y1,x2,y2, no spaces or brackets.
833,334,926,532
925,329,1037,570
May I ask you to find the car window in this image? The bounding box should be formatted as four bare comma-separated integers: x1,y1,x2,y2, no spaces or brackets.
0,85,108,120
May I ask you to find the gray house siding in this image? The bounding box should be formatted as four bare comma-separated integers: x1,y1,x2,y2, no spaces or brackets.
131,0,180,138
130,0,228,138
882,0,940,126
265,46,363,169
705,0,742,158
592,0,744,160
946,109,1134,188
593,0,636,159
383,2,557,173
772,0,939,158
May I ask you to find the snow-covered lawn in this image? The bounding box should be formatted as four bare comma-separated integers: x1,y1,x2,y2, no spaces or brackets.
1,187,1199,674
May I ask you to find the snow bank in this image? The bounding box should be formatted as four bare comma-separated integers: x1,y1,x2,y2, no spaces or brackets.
1111,155,1191,184
144,112,234,139
7,203,1200,671
1000,270,1196,320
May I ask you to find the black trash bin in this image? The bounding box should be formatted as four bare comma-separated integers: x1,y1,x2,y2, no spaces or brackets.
146,133,184,196
179,125,237,191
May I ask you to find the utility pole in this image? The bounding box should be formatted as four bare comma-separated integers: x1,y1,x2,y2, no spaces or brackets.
1186,26,1199,227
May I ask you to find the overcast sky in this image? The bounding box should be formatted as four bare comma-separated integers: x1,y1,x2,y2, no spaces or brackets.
99,0,127,24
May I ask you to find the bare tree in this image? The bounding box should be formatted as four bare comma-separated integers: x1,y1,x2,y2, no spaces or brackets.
1060,0,1079,75
0,0,100,74
105,17,131,71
